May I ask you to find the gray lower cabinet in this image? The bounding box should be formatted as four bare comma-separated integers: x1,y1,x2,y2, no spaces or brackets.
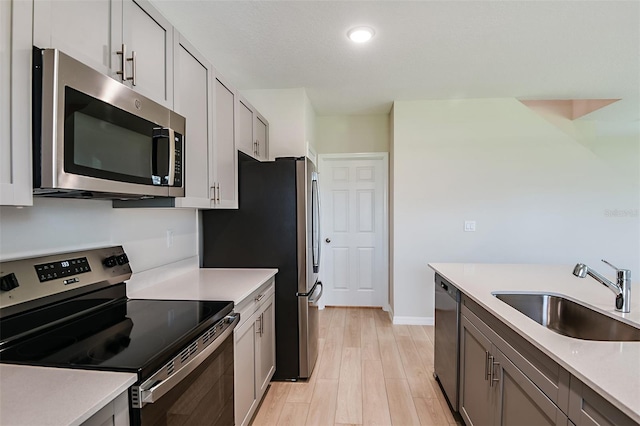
568,376,637,426
460,314,566,426
459,314,494,425
461,295,569,426
459,293,638,426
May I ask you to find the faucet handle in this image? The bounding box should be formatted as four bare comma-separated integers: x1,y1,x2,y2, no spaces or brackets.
601,259,620,271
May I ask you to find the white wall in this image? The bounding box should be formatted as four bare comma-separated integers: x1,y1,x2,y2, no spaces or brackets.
242,88,316,159
0,198,198,273
391,98,640,321
316,114,389,154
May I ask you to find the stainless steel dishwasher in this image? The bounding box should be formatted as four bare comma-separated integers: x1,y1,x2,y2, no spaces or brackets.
434,273,460,412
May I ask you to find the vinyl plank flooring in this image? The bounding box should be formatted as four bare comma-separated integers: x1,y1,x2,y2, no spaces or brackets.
316,327,343,379
409,325,435,370
343,308,362,348
377,326,406,379
361,310,381,361
385,378,421,426
305,378,339,426
251,307,458,426
362,358,392,426
335,347,363,424
394,331,432,398
251,382,290,426
277,402,310,426
413,396,452,426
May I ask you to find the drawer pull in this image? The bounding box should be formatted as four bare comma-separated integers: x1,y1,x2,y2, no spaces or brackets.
255,293,265,302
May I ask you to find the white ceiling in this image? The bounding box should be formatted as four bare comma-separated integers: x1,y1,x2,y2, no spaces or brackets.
150,0,640,118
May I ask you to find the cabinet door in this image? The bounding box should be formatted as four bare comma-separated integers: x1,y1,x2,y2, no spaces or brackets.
1,0,32,206
213,74,238,208
234,316,258,426
493,347,568,426
255,113,269,161
256,294,276,397
460,314,495,426
122,0,173,107
33,0,122,77
236,98,255,158
568,377,637,426
173,33,214,209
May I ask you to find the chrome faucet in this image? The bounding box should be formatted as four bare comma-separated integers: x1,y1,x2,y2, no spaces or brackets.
573,260,631,313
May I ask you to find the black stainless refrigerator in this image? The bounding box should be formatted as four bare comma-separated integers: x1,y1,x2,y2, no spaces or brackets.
201,154,322,380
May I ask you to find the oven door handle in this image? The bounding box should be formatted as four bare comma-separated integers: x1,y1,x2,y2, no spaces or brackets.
139,313,239,406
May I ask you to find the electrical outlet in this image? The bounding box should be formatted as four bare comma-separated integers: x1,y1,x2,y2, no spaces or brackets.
464,221,476,232
166,229,174,247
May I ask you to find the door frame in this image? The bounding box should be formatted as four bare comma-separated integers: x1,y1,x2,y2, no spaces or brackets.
317,152,390,310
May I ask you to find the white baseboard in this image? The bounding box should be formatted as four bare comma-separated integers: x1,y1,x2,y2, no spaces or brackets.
392,316,435,326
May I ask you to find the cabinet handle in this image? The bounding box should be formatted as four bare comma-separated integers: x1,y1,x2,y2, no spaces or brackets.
210,186,216,201
489,356,500,387
116,44,128,82
255,293,265,302
216,183,220,202
256,314,262,335
261,313,264,336
117,44,136,84
484,351,491,380
129,50,137,86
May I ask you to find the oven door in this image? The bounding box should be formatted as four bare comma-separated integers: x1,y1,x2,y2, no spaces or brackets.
132,315,238,426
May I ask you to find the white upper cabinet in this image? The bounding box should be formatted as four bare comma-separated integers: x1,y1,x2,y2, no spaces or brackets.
213,74,239,208
255,112,269,161
172,32,214,209
33,0,173,108
1,0,33,206
236,96,269,161
237,97,255,159
121,0,173,108
33,0,121,77
172,31,238,209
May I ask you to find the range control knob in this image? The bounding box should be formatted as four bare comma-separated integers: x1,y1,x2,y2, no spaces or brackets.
116,253,129,266
0,273,19,292
103,256,118,268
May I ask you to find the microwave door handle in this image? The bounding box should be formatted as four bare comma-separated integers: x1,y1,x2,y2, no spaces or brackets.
167,128,176,186
152,128,175,186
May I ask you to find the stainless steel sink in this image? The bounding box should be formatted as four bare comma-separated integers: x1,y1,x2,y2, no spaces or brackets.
492,292,640,341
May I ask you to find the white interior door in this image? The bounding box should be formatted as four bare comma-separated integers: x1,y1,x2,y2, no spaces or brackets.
319,153,388,307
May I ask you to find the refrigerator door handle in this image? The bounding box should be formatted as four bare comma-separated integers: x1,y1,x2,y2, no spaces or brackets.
311,172,321,273
309,281,323,303
297,280,321,298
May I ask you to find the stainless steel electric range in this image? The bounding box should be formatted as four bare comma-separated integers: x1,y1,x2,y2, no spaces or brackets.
0,246,238,425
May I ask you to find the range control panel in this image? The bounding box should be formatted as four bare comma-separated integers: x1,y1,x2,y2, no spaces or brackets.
0,246,132,313
35,257,91,283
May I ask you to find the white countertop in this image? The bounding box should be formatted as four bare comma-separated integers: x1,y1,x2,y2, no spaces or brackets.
0,364,136,426
429,263,640,423
128,268,278,305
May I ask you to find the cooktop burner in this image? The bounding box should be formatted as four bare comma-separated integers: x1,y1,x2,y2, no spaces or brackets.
0,298,233,378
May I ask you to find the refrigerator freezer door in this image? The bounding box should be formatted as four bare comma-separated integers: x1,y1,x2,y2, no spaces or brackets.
298,280,322,378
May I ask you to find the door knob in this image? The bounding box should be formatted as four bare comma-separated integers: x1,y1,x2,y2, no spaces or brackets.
325,238,331,243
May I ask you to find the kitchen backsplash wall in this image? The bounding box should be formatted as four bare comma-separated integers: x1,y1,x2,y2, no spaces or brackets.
0,198,198,273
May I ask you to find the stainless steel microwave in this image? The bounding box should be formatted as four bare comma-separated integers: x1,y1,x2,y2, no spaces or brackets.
33,48,185,200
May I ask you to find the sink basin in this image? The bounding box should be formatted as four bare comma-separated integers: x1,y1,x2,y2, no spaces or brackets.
492,292,640,342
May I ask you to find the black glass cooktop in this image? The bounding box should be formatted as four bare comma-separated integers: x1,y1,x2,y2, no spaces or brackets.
0,298,233,379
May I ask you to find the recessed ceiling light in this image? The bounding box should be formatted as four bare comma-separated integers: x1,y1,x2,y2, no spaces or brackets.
347,26,375,43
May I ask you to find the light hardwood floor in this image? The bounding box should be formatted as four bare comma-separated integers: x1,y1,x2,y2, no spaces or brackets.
251,307,458,426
